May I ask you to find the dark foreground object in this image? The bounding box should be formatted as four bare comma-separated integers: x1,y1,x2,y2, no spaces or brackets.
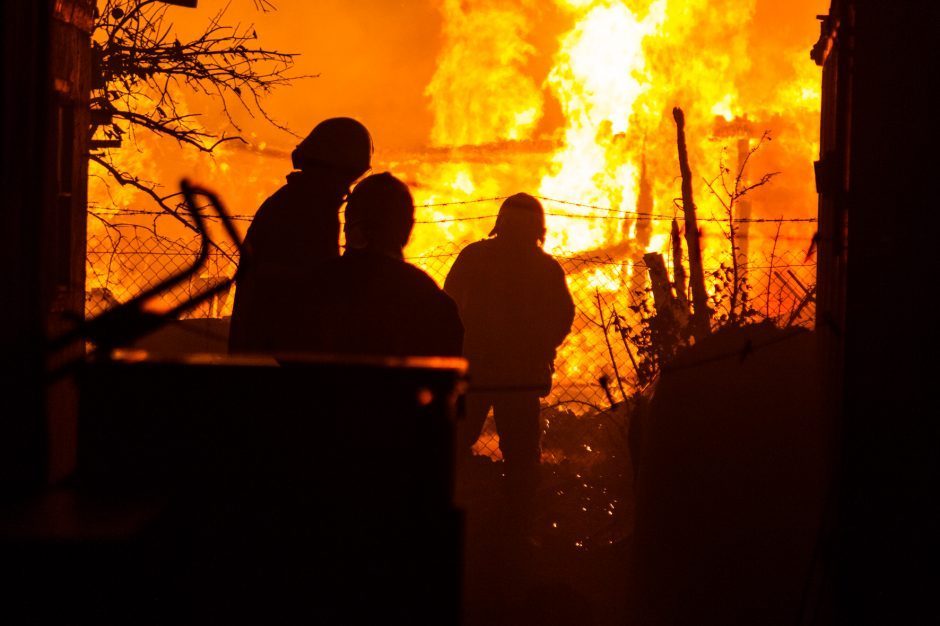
2,353,465,625
631,324,830,625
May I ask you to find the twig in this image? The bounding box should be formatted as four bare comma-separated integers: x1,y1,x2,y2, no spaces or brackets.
611,304,641,383
90,152,237,264
766,219,783,317
91,0,308,228
786,285,817,327
596,290,628,403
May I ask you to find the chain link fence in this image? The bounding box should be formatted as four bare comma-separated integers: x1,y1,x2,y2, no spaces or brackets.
87,230,815,448
86,234,816,400
86,233,238,321
87,228,815,546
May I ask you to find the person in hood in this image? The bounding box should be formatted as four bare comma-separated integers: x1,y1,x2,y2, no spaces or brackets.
228,117,373,353
444,193,574,497
291,172,463,358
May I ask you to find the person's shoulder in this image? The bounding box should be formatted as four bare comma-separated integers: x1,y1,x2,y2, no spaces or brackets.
459,239,493,256
454,239,495,264
241,184,290,251
399,260,445,290
536,248,567,274
247,183,290,224
402,263,462,322
400,262,458,304
261,181,292,209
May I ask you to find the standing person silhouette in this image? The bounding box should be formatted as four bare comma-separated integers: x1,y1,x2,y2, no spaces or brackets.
228,117,373,353
292,172,464,358
444,193,574,500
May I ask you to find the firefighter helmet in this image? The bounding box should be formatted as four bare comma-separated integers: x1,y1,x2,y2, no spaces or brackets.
489,192,546,243
292,117,373,181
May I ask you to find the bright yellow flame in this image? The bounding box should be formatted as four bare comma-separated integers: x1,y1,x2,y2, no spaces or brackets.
87,0,825,406
539,1,664,253
425,0,544,146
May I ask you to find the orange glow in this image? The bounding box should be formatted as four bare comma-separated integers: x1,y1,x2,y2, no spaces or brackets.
88,1,826,407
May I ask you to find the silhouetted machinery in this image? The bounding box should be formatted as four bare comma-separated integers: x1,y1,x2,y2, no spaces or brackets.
78,352,465,625
3,183,465,624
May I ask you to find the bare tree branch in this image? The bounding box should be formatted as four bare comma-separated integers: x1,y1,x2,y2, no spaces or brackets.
90,152,236,264
90,0,309,234
702,131,779,326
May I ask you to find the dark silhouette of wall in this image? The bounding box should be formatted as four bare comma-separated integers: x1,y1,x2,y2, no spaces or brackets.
0,0,49,496
815,1,935,623
1,0,94,493
632,325,827,625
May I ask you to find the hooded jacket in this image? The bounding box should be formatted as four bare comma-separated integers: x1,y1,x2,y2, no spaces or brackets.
444,238,574,394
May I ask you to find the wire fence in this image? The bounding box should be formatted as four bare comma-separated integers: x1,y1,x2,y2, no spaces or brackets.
87,227,815,448
86,218,816,545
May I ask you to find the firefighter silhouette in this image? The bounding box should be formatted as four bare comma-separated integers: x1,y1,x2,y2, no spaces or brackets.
228,117,373,352
444,193,574,491
289,172,464,357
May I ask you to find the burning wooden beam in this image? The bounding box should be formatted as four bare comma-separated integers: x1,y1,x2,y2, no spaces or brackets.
672,107,711,339
643,252,677,315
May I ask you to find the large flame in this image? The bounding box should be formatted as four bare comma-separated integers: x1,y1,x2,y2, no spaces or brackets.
87,1,823,402
538,0,664,252
414,0,821,261
426,0,544,146
406,0,822,410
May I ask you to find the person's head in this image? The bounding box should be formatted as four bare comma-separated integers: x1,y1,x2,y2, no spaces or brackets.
291,117,373,186
489,193,546,246
344,173,414,256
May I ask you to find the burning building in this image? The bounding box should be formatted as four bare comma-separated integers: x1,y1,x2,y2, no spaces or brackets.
85,0,824,414
1,0,935,624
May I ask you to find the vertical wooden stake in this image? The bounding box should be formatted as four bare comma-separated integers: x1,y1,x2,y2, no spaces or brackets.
673,107,711,339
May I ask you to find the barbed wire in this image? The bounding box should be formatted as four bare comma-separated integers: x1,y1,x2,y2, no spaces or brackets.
87,244,815,270
89,208,257,222
86,227,816,420
417,212,818,224
418,196,510,207
89,193,818,224
89,209,817,225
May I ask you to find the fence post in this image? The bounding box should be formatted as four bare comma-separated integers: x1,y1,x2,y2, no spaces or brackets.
672,107,711,339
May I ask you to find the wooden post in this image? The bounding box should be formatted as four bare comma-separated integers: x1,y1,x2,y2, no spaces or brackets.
673,107,711,339
671,218,689,315
643,252,683,366
643,252,676,315
634,155,653,251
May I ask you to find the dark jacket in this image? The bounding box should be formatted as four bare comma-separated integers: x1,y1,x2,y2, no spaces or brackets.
289,249,464,358
444,238,574,394
229,172,347,352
